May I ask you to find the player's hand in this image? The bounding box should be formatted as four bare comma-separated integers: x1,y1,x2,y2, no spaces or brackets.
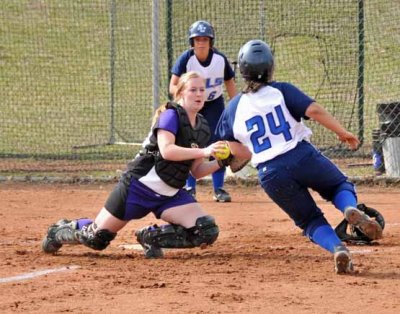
337,131,360,150
202,141,229,158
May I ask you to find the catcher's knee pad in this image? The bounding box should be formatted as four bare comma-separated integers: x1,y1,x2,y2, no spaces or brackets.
303,215,329,241
77,223,117,251
187,215,219,246
141,215,219,249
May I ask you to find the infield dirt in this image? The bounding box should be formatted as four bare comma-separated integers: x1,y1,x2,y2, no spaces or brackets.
1,183,399,313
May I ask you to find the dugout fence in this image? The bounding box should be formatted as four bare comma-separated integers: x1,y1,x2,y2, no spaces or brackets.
1,0,399,180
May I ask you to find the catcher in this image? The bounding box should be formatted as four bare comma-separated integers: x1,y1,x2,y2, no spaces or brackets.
41,71,229,258
215,39,383,274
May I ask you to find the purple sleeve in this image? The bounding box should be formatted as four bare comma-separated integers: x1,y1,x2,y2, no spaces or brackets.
157,109,179,135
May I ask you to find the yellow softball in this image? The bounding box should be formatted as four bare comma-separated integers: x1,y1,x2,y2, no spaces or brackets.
215,142,231,160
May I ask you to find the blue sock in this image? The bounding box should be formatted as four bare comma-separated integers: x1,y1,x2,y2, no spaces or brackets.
212,167,225,191
186,174,196,190
310,224,342,253
333,190,357,213
77,218,93,230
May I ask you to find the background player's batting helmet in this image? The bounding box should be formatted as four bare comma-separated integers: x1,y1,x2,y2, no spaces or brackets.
238,39,274,82
188,20,215,47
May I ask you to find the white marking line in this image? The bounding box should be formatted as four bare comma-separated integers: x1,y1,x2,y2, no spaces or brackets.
349,249,373,254
0,265,80,284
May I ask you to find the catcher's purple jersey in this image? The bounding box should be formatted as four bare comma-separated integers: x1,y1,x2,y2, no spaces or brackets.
216,82,314,166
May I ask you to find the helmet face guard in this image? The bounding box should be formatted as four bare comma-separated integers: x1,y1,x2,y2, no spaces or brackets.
188,20,215,47
335,204,385,245
238,39,274,82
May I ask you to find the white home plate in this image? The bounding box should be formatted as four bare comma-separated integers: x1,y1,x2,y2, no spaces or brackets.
0,265,80,284
119,244,144,251
119,244,171,251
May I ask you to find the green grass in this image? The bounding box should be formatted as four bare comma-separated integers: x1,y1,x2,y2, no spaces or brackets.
1,0,399,177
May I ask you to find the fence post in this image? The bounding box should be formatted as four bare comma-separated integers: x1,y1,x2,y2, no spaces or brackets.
152,0,160,112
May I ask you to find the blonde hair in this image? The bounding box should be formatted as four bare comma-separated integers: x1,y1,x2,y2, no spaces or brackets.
151,103,168,127
151,71,204,126
174,71,204,102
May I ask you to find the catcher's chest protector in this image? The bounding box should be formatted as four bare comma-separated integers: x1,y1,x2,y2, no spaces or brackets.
148,102,211,188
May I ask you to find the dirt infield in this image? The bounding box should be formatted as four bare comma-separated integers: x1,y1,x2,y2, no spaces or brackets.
1,182,399,313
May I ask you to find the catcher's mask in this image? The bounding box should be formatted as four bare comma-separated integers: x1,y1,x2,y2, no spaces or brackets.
335,203,385,245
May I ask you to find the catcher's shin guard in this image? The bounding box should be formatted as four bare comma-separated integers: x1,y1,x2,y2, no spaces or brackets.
135,226,164,259
76,223,116,251
42,219,80,253
136,216,219,257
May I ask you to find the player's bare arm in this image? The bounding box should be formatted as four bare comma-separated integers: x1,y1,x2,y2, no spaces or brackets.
224,78,237,99
169,74,180,97
305,102,360,149
157,129,206,161
190,157,220,179
158,129,228,161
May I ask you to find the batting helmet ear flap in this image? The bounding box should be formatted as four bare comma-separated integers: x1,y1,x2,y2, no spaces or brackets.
335,203,385,245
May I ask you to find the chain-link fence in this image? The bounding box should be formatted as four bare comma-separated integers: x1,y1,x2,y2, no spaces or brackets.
1,0,399,179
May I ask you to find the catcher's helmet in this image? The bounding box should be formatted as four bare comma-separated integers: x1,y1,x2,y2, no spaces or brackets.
238,39,274,82
335,204,385,245
188,20,215,47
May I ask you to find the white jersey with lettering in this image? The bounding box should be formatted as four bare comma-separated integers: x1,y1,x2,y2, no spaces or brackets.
171,48,234,102
216,82,315,166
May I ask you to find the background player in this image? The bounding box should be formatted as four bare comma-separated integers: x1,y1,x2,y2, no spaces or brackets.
42,72,227,259
216,39,382,274
169,20,237,202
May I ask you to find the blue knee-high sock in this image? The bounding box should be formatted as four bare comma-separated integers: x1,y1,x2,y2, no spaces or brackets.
77,218,93,230
310,225,343,253
186,173,196,189
333,190,357,213
212,167,225,191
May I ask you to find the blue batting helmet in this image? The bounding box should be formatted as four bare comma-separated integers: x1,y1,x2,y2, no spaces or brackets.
238,39,274,82
188,20,215,47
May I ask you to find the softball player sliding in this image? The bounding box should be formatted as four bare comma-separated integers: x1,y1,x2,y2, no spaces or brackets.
169,20,237,202
216,40,382,274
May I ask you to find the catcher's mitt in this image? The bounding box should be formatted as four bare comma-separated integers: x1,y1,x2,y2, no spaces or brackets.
335,203,385,245
217,153,250,173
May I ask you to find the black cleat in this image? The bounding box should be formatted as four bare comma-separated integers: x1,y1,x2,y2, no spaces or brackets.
184,187,196,201
213,188,231,202
344,206,383,240
41,219,78,253
334,245,354,274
